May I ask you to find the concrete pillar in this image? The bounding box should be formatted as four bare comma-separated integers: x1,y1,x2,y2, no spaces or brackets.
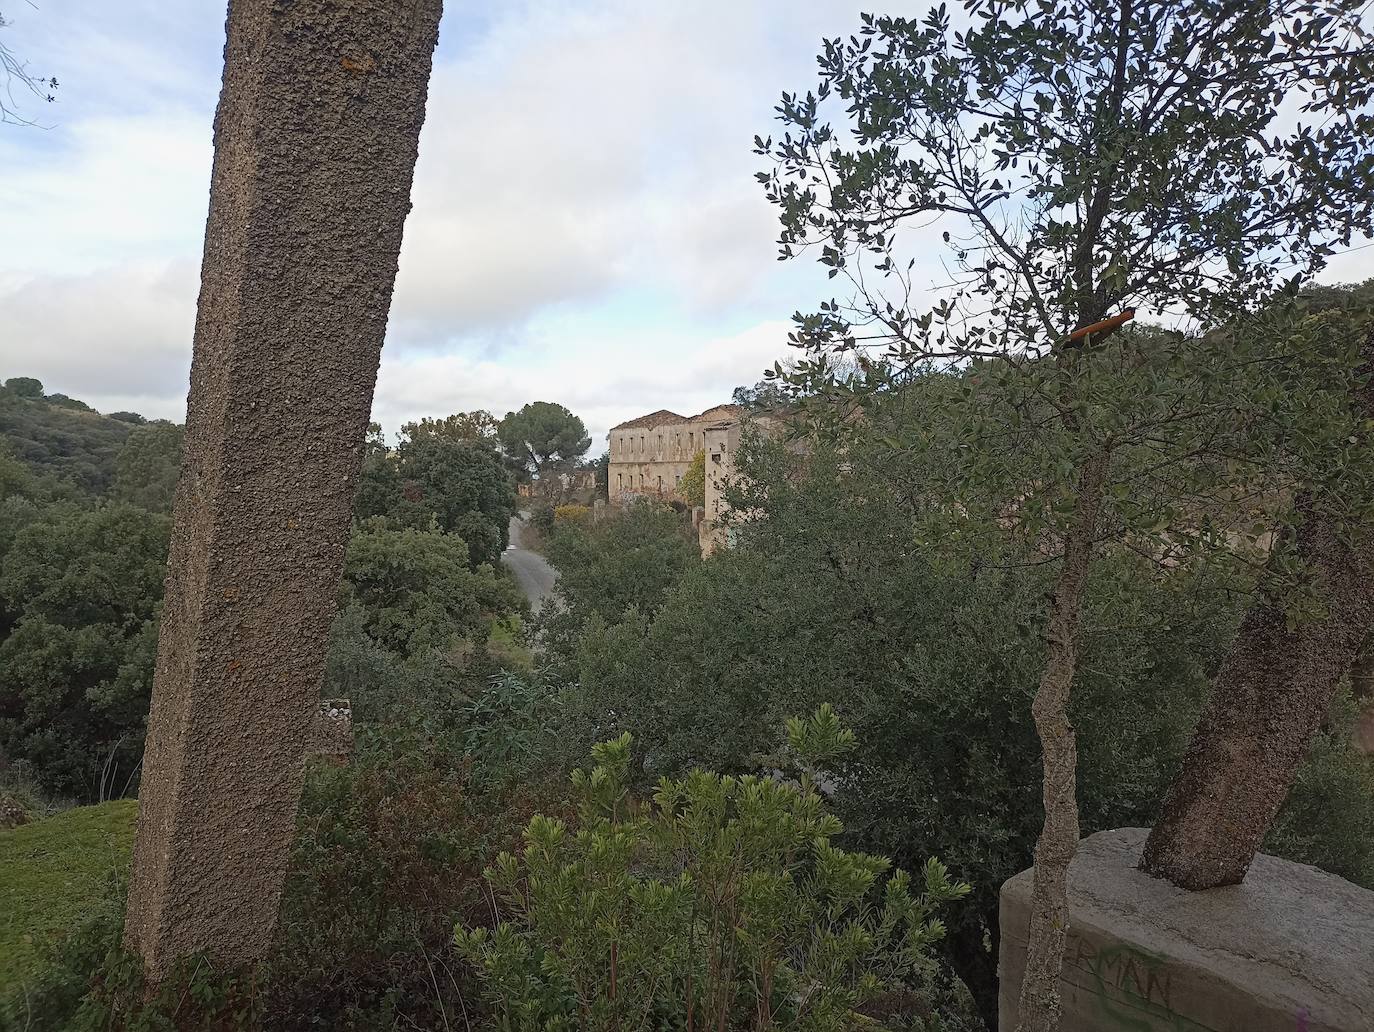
999,829,1374,1032
123,0,442,979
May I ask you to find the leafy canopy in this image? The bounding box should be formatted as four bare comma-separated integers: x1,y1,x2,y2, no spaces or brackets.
497,401,592,480
456,708,970,1032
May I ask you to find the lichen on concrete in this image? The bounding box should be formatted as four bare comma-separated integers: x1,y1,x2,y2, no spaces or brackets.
999,828,1374,1032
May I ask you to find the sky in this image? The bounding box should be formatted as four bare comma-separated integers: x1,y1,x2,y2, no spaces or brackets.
1,2,1372,449
0,0,882,447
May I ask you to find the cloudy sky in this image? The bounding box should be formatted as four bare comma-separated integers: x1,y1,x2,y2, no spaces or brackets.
0,0,885,447
2,2,1371,448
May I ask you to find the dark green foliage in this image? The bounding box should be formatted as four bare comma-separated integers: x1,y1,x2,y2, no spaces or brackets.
457,710,973,1032
339,520,521,656
264,728,553,1031
106,412,147,426
3,377,44,399
44,394,92,412
497,400,592,480
538,500,699,669
6,680,571,1032
0,503,169,800
111,421,183,513
552,433,1373,1013
324,521,526,722
1266,689,1374,887
354,423,516,569
528,501,555,535
0,393,132,494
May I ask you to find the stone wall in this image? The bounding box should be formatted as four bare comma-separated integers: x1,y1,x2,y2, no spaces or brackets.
999,828,1374,1032
607,405,742,504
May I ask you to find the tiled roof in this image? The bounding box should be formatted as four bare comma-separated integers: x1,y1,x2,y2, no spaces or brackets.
688,404,744,422
610,404,745,431
610,409,688,431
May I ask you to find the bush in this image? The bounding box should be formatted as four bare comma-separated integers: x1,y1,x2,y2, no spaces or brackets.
456,707,971,1032
6,716,571,1032
553,503,591,525
528,502,556,535
554,436,1247,1019
0,503,169,800
538,499,699,672
1266,686,1374,887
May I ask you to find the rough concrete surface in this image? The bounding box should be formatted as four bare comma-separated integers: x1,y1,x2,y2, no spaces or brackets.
999,828,1374,1032
123,0,443,979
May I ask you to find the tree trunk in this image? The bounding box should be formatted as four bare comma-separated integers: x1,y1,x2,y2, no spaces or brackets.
1141,326,1374,889
1139,507,1374,887
1351,633,1374,755
1014,448,1109,1032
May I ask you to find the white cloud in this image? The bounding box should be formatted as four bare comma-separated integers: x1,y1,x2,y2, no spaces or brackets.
5,0,1368,433
388,0,867,340
372,319,795,446
0,260,196,418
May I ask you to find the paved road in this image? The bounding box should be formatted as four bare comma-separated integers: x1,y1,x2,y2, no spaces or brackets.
501,515,557,611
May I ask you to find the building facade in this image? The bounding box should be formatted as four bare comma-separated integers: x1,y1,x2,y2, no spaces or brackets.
609,404,778,555
607,405,742,502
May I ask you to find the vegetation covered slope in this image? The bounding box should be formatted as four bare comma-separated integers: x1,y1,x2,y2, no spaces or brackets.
0,799,136,993
0,386,135,495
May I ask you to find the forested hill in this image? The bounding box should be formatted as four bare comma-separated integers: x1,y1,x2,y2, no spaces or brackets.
0,377,155,495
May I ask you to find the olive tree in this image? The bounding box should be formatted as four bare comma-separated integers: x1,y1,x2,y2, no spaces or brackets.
757,3,1374,1028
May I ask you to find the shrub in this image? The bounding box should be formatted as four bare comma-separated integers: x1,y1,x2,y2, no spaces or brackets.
8,721,569,1032
456,706,970,1031
553,503,591,525
528,502,556,535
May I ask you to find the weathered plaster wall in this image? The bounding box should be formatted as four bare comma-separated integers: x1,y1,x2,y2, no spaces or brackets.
999,828,1374,1032
123,0,443,979
608,406,743,503
608,417,702,501
699,419,740,555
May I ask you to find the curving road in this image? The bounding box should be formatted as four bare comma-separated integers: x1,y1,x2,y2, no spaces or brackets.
501,514,557,612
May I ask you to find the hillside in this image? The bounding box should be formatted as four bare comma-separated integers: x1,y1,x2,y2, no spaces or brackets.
0,386,136,494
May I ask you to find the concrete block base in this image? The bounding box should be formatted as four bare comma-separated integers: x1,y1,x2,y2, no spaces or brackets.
999,828,1374,1032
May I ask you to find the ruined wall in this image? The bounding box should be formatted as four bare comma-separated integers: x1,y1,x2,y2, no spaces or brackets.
999,828,1374,1032
699,419,741,555
608,406,743,503
608,417,700,501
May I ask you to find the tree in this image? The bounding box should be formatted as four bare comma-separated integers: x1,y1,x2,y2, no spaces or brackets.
679,449,705,508
401,409,499,444
585,450,610,501
758,5,1374,1027
0,389,132,493
354,421,517,569
497,401,592,480
0,503,170,799
112,421,184,513
3,377,42,398
1141,301,1374,887
0,11,57,127
731,377,793,411
336,520,522,664
457,709,971,1032
539,501,699,669
559,430,1374,1015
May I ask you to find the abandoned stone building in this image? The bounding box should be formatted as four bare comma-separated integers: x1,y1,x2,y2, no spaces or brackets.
607,404,742,502
609,403,776,554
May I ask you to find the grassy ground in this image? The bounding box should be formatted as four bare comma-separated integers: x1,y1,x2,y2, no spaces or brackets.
0,800,137,994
